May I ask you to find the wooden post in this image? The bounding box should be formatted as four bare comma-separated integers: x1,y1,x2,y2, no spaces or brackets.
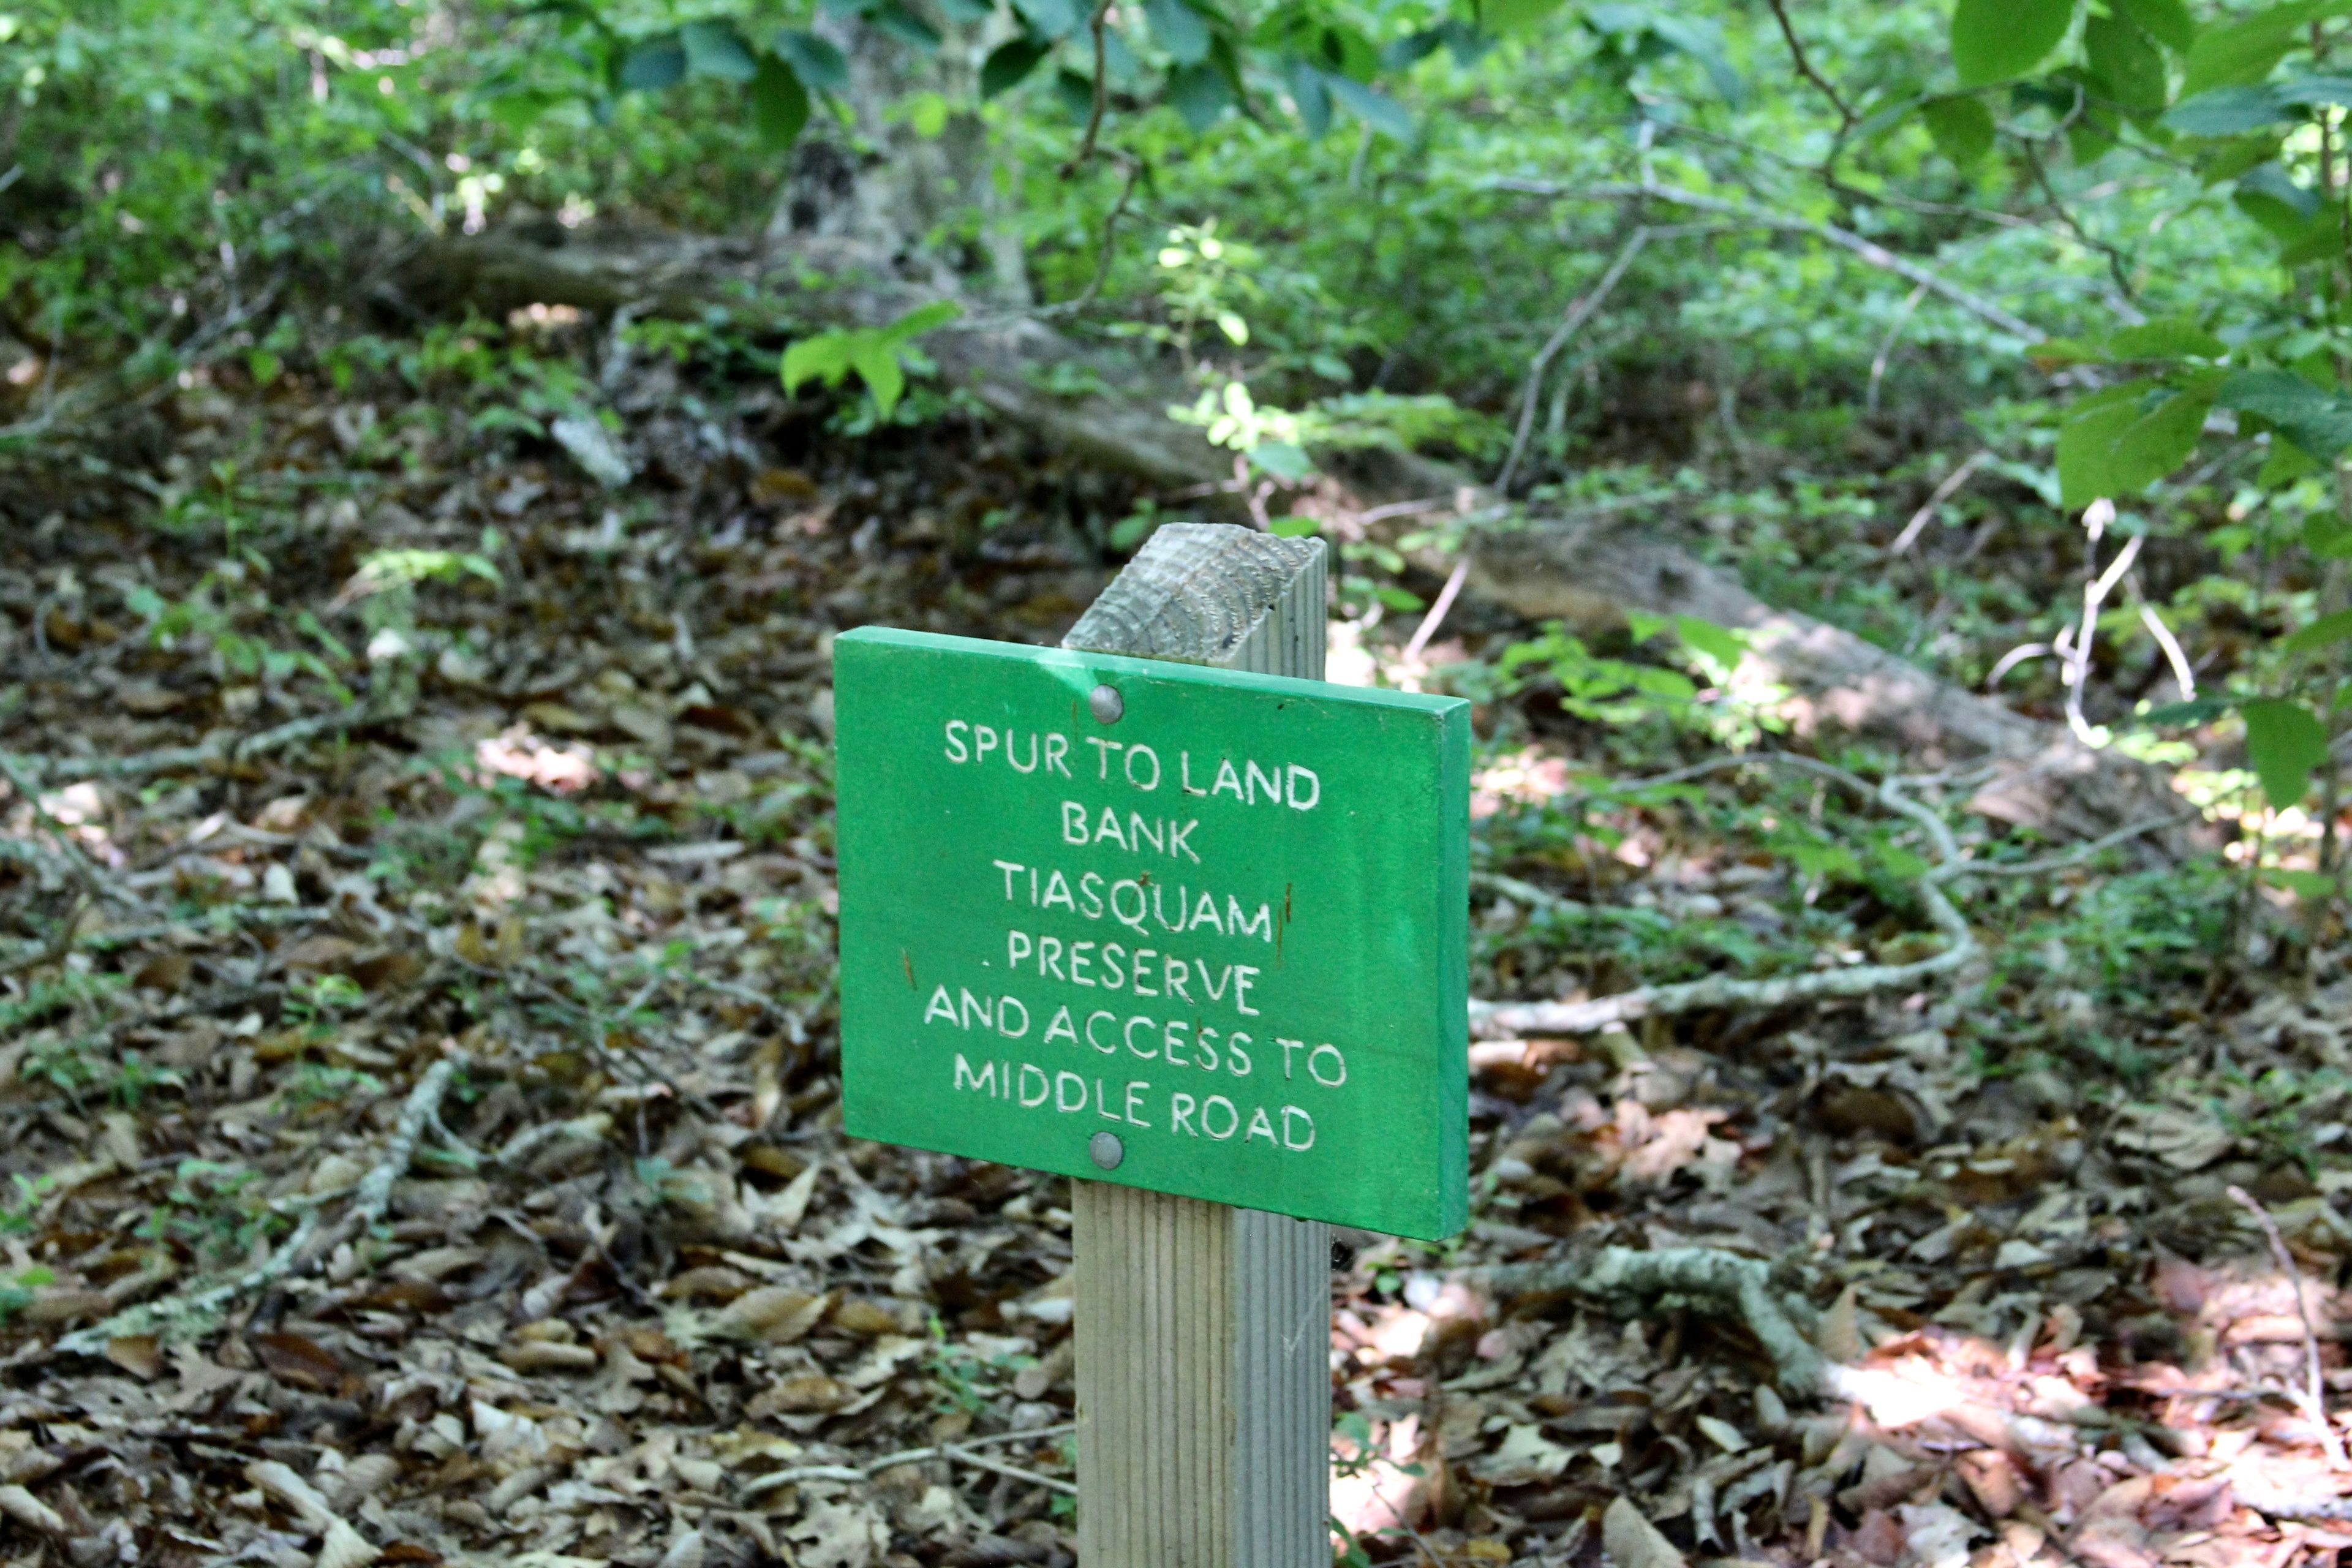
1060,523,1333,1568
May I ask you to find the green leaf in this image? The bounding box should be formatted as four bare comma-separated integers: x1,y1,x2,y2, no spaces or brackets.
1248,440,1315,480
2166,84,2290,135
1673,614,1746,671
618,32,688,92
888,300,964,339
1144,0,1213,64
2106,317,2228,360
2265,867,2340,897
2182,1,2352,96
982,36,1052,97
2307,513,2352,560
2115,0,2195,53
2234,165,2321,238
2109,387,2214,483
1167,61,1233,129
1921,95,1996,165
749,56,810,148
1645,15,1743,105
2056,381,2211,507
680,20,758,81
2086,14,2168,112
1288,61,1333,136
1012,0,1084,40
2244,697,2331,808
2141,695,2233,726
2216,368,2352,459
1325,75,1414,141
869,0,944,51
776,30,850,92
1487,0,1569,31
903,89,950,136
1951,0,2077,88
2285,609,2352,654
853,342,907,419
781,334,855,397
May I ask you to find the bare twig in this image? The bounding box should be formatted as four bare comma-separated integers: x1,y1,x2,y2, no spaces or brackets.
1956,813,2196,878
15,707,363,787
1764,0,1856,134
1469,755,1975,1039
2226,1184,2347,1469
744,1425,1079,1497
2133,586,2198,702
1400,557,1469,664
2065,521,2144,746
1488,179,2046,343
1059,1,1114,178
1867,281,1931,417
0,889,87,981
1496,226,1651,492
1038,157,1140,321
1887,451,1991,558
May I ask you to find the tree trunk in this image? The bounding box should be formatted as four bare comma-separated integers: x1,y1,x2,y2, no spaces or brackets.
396,225,2195,853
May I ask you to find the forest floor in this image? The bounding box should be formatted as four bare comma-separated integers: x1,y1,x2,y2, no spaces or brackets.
3,323,2352,1568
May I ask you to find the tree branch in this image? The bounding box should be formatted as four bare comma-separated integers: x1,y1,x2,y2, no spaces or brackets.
1764,0,1856,135
1468,755,1973,1040
1487,179,2047,343
1497,225,1651,493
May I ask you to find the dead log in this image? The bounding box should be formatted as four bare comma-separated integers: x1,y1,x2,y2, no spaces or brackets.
401,222,2193,850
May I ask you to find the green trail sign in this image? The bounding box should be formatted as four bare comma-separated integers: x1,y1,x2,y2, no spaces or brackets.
834,626,1472,1239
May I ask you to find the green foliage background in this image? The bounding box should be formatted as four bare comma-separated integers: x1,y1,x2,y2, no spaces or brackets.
15,0,2352,845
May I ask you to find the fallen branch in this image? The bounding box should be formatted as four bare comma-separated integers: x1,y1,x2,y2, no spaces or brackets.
1485,179,2046,343
2226,1184,2348,1471
1482,1246,1827,1396
743,1424,1079,1498
1887,451,1991,558
1469,755,1974,1039
55,1051,466,1355
15,708,364,787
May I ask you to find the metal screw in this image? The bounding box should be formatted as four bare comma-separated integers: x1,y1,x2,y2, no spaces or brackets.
1088,684,1123,724
1088,1131,1125,1170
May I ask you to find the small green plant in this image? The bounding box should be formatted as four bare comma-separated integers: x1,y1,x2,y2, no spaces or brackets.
0,1267,56,1322
780,301,962,421
279,1061,381,1112
0,1174,59,1235
282,973,366,1042
143,1159,282,1264
923,1314,1035,1418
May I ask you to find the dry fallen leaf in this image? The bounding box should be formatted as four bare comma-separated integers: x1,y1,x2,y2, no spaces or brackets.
252,1330,346,1392
0,1484,64,1536
1603,1494,1687,1568
104,1333,161,1379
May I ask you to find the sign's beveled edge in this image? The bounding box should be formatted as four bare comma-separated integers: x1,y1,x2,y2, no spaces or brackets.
830,624,1475,1240
834,624,1471,719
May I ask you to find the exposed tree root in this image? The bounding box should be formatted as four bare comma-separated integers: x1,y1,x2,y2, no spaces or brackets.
55,1053,466,1357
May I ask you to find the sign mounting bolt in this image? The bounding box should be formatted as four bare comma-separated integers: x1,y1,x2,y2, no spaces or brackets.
1088,1131,1125,1170
1089,684,1123,724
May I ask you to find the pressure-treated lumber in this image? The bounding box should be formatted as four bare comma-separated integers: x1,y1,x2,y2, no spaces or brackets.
1062,522,1332,1568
